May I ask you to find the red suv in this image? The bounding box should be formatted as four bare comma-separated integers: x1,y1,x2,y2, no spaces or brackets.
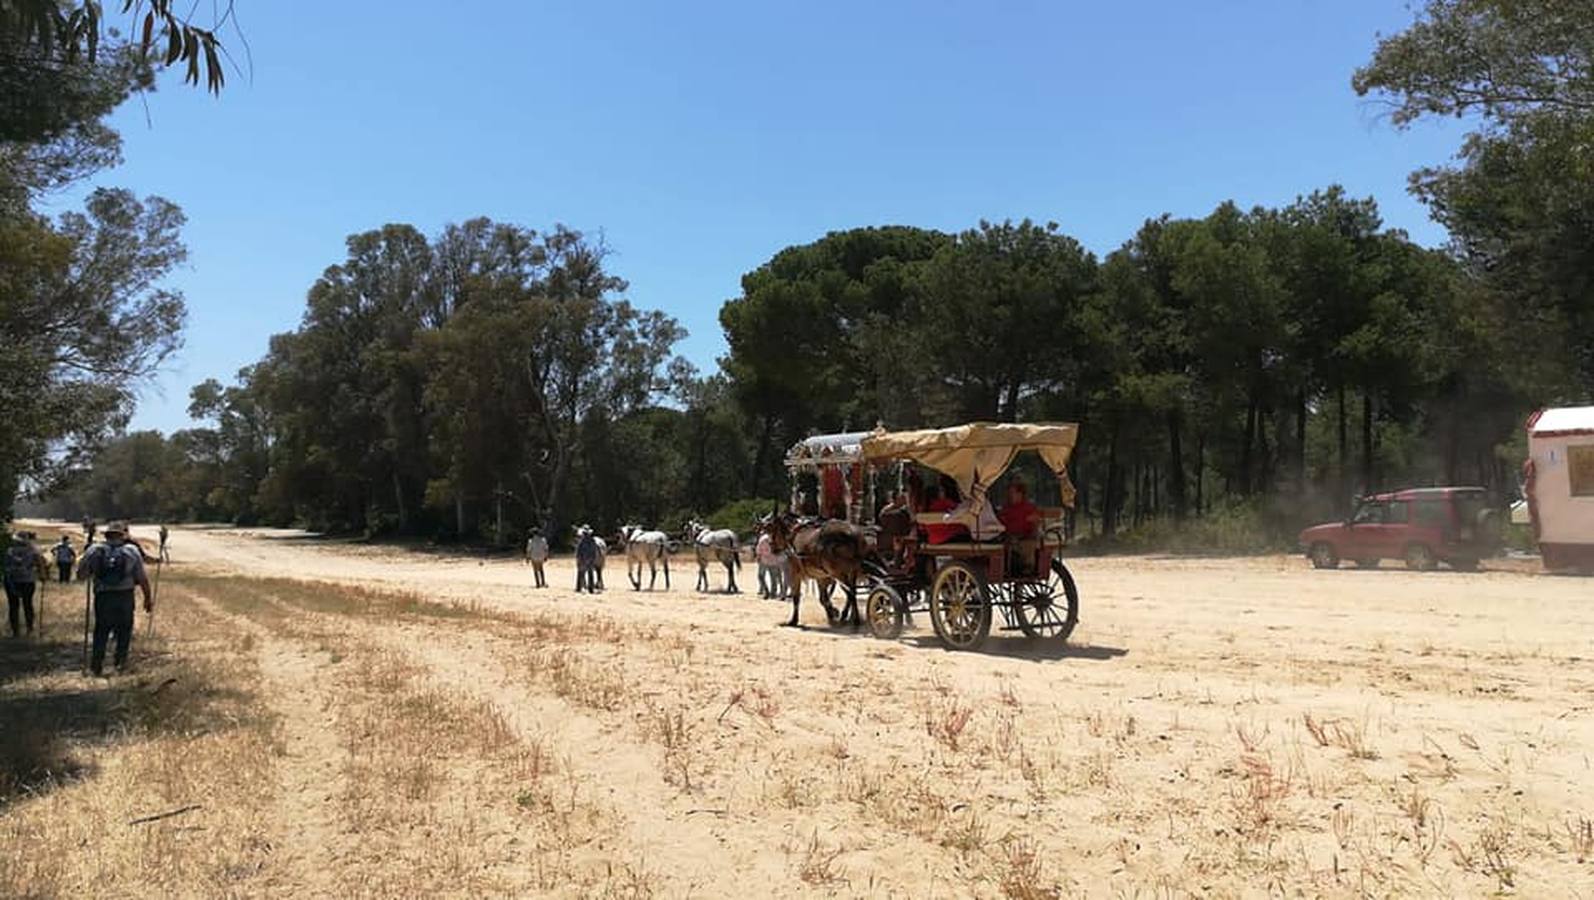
1299,488,1501,572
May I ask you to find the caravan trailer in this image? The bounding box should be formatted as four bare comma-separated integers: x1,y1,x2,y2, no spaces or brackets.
1525,406,1594,573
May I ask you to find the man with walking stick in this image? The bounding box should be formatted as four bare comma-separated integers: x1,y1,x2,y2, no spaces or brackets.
77,522,153,676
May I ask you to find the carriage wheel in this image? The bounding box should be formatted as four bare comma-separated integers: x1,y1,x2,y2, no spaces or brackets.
929,561,991,651
865,583,905,640
1013,560,1080,641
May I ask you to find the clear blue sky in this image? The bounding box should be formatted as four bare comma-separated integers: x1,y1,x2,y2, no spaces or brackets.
72,0,1466,433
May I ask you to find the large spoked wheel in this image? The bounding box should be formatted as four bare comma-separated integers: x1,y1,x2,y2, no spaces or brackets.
1013,560,1080,641
865,583,905,640
929,561,992,651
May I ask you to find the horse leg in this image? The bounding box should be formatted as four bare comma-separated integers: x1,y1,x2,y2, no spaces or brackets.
784,572,802,627
663,555,670,590
630,558,641,591
844,576,861,626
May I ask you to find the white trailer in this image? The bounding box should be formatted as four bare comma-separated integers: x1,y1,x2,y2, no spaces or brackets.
1525,406,1594,573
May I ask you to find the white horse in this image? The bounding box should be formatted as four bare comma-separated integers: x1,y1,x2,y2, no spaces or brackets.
617,524,671,590
685,519,741,593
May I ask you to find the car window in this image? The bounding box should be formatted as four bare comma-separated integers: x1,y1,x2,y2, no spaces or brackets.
1412,500,1448,527
1351,502,1386,525
1386,501,1410,524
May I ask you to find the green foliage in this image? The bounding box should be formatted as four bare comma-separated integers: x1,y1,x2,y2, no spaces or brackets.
702,498,782,535
1076,500,1296,556
1356,0,1594,395
1352,0,1594,127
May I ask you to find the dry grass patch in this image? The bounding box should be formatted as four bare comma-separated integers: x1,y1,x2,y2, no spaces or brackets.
0,585,278,897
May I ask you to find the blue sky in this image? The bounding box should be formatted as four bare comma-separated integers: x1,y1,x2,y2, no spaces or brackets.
70,0,1466,433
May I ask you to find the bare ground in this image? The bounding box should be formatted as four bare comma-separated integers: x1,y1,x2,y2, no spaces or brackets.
3,521,1593,897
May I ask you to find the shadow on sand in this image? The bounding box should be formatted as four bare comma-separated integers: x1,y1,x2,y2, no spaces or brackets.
782,618,1128,662
0,633,250,811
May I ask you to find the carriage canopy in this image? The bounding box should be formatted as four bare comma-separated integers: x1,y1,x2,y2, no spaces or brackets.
784,431,872,470
861,422,1080,510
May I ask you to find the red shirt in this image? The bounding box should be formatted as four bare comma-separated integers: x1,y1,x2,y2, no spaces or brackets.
923,498,970,544
1000,500,1040,538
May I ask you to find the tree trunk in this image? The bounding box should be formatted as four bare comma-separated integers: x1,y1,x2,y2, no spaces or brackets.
1167,409,1187,521
495,482,504,547
1257,406,1272,495
454,491,465,538
1361,388,1375,494
1240,394,1258,495
1194,433,1205,517
1296,388,1308,495
1337,382,1349,510
749,413,775,498
392,469,409,532
1103,420,1122,537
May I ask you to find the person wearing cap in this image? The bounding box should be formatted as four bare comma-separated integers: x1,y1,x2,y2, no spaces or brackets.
525,527,549,588
76,521,153,675
52,535,77,583
5,531,43,637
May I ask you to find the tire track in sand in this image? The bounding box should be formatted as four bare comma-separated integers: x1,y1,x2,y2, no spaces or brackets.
185,591,352,896
358,619,802,897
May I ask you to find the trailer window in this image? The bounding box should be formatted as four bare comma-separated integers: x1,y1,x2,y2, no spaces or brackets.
1571,445,1594,497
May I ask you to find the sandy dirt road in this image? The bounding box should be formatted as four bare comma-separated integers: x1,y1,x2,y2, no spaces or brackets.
10,521,1594,896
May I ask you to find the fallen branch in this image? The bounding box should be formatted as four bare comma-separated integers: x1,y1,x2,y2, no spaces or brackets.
128,804,201,826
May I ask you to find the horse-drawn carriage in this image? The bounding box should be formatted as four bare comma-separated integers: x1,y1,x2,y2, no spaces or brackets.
776,422,1082,651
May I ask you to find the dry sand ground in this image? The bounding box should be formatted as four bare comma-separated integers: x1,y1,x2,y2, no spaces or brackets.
3,522,1593,897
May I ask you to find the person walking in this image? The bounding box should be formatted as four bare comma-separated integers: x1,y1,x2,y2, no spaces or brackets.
756,531,785,599
82,517,96,545
525,527,549,588
158,524,170,563
5,531,43,637
76,521,153,676
52,535,76,583
574,526,600,594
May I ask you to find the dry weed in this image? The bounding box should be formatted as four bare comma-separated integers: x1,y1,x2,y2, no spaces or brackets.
1567,816,1593,863
926,700,974,752
999,836,1059,900
1301,712,1378,760
795,829,846,886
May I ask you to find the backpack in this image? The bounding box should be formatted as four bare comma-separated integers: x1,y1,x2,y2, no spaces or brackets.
4,546,31,581
99,546,131,584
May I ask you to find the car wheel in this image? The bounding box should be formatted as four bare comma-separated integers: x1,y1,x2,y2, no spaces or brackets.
1354,558,1380,569
1310,543,1340,570
1404,543,1437,572
1448,557,1480,572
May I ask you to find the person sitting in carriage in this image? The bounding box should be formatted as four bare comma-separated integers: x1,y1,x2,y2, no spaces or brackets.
921,481,970,545
999,479,1042,574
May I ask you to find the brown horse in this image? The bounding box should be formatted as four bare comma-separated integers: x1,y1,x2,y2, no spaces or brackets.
762,510,873,628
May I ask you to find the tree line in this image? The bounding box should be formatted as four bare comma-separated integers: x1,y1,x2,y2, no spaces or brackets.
26,190,1554,545
11,0,1594,548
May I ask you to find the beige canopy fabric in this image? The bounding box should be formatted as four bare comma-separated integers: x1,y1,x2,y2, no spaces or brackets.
861,422,1080,518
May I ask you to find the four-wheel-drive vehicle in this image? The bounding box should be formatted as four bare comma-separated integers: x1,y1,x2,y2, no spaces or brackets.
1298,487,1502,572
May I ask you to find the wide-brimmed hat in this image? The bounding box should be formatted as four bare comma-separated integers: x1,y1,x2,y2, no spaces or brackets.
104,521,130,536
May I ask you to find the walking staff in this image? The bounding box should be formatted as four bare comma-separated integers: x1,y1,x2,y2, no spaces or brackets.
147,554,163,637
